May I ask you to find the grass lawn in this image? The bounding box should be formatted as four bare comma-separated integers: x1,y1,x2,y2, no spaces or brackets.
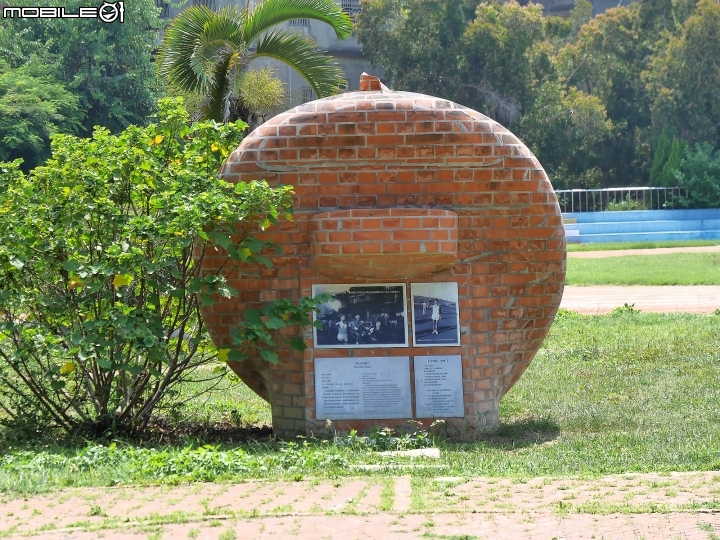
566,252,720,285
2,311,720,493
567,239,720,252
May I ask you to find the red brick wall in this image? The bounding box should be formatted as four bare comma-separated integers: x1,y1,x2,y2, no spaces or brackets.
201,80,566,438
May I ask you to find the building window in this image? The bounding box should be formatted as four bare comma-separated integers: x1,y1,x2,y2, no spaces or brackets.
192,0,217,8
155,0,170,18
301,87,315,103
290,18,310,26
341,0,361,21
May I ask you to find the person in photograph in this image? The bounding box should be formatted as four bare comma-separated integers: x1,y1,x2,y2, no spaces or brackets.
349,315,363,345
431,299,441,334
336,315,348,344
422,300,429,315
363,318,377,342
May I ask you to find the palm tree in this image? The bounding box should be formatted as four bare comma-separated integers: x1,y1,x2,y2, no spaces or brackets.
157,0,353,124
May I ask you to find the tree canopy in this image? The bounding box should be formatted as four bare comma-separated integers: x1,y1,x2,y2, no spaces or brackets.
0,0,163,159
356,0,720,189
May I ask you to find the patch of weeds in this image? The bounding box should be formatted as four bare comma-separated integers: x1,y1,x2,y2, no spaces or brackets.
698,522,720,540
201,502,228,516
270,504,294,514
378,478,394,511
612,303,641,315
331,421,436,452
66,520,93,528
145,511,193,525
308,503,322,514
681,500,720,511
87,505,107,517
218,529,237,540
571,501,670,514
187,529,200,539
0,526,18,539
422,534,480,540
146,531,163,540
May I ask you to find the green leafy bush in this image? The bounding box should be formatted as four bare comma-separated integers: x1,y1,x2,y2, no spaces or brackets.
0,98,318,436
605,194,645,211
673,142,720,208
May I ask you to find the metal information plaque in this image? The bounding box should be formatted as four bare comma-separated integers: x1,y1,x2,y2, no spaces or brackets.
414,355,464,418
315,357,412,420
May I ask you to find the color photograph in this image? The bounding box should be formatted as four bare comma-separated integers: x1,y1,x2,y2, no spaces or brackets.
312,284,408,348
411,282,461,347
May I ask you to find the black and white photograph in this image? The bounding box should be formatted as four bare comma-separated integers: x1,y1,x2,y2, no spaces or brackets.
312,284,408,348
411,282,461,347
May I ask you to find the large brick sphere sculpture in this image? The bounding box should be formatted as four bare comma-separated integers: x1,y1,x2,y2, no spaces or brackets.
201,75,566,438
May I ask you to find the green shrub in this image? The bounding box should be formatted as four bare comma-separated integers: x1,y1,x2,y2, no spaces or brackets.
0,98,320,437
605,194,645,211
673,142,720,208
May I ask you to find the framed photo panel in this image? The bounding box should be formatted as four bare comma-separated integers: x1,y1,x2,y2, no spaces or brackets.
312,284,409,348
411,282,461,347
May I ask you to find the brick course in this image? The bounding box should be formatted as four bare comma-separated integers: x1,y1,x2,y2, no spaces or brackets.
200,76,566,438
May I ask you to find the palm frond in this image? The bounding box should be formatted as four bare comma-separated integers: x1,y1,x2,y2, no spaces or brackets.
157,5,244,94
244,0,353,43
251,30,346,98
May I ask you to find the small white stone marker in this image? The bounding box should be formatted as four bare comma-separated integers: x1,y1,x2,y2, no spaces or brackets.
377,448,441,458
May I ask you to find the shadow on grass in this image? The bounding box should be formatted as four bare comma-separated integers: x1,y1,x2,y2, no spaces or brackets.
477,415,561,450
0,416,274,452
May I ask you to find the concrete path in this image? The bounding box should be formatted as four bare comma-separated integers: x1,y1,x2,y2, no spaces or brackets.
563,245,720,314
560,285,720,314
3,472,720,539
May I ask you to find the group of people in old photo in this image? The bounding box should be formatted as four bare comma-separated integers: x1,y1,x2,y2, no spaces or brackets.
313,283,460,348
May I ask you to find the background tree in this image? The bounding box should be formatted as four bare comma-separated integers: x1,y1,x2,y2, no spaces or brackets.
157,0,352,123
659,136,685,187
520,82,612,189
644,0,720,149
355,0,479,101
357,0,719,190
649,129,672,186
0,61,82,171
0,0,163,137
460,1,546,125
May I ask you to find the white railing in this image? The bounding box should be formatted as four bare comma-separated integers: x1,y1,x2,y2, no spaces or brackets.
556,187,689,213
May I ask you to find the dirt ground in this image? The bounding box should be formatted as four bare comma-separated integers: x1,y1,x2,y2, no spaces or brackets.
566,245,720,259
2,471,720,539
